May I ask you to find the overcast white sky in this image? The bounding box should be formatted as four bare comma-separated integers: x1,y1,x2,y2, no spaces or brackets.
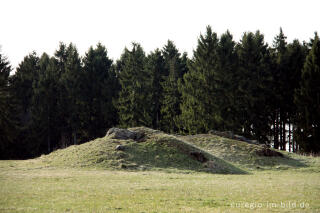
1,0,319,69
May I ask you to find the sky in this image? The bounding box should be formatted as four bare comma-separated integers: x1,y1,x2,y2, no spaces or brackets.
1,0,320,69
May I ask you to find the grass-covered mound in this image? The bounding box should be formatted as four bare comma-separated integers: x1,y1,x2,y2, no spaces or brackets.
38,127,244,174
179,134,318,170
36,127,318,174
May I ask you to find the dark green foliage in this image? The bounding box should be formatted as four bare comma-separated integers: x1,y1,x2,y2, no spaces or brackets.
7,42,119,157
215,30,239,132
294,33,320,153
60,44,82,145
271,29,308,151
286,40,308,110
160,41,187,133
9,52,41,157
180,28,240,135
0,51,18,158
179,26,219,134
32,54,60,153
11,52,40,119
161,66,182,133
30,43,82,153
145,49,166,129
0,53,11,86
236,31,273,143
272,28,289,150
54,42,68,76
117,43,152,127
82,43,118,140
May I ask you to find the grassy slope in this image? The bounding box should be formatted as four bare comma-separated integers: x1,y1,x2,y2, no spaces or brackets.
0,127,320,212
179,134,320,171
37,127,318,173
37,127,246,174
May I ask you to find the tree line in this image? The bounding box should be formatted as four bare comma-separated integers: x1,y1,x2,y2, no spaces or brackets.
1,26,319,159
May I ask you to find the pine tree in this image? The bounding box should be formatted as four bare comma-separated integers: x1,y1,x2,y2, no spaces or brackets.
117,43,151,127
294,33,320,153
179,26,219,134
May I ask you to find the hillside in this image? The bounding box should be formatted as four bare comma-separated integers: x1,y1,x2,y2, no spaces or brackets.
36,127,317,174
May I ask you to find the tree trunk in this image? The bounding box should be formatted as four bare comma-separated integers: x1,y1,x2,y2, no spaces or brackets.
282,121,286,151
47,134,51,153
156,110,159,129
279,112,283,150
73,131,77,145
292,126,296,153
288,120,291,152
274,110,279,149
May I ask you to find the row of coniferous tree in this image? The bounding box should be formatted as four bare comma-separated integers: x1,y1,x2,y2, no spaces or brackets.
0,26,319,159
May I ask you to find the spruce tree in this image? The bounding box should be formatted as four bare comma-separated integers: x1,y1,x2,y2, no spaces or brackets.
236,31,273,143
0,51,17,158
272,28,290,150
117,43,151,127
82,43,117,140
11,52,40,123
160,40,186,133
286,40,308,151
32,54,60,153
55,42,68,76
294,33,320,153
145,49,166,129
179,26,219,134
9,52,41,156
60,43,82,145
161,64,182,133
216,30,239,132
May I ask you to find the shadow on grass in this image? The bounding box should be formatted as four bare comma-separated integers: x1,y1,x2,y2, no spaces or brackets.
254,154,307,168
120,139,248,175
179,134,308,170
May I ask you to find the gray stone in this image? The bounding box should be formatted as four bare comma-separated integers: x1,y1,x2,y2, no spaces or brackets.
106,127,145,141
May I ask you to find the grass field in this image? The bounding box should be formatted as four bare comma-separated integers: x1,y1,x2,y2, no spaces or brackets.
0,127,319,212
